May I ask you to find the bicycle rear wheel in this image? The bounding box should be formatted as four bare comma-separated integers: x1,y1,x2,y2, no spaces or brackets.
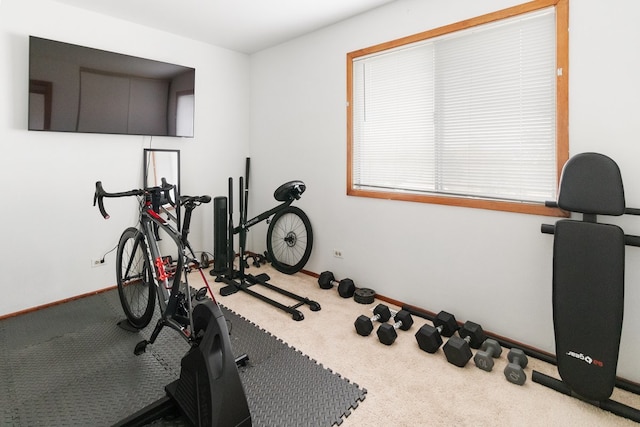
116,227,156,329
266,206,313,274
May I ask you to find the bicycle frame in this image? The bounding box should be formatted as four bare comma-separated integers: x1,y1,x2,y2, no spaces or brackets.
95,181,213,349
139,203,193,341
236,198,294,232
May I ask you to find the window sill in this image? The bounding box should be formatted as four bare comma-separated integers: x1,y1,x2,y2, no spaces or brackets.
347,188,568,217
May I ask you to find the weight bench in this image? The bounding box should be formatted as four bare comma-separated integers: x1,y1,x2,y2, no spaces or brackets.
535,152,640,422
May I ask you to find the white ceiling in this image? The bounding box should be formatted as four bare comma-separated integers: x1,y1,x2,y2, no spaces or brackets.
51,0,397,54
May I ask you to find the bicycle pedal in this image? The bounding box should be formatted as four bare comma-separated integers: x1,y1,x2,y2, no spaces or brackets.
134,340,148,355
235,353,249,367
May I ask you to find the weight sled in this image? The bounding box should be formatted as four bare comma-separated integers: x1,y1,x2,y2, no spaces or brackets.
220,272,321,321
213,158,320,321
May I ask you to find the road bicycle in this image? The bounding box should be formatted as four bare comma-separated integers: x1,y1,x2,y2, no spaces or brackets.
94,180,252,426
94,180,214,353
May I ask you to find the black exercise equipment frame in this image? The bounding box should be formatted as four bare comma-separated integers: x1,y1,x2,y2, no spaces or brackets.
213,158,320,321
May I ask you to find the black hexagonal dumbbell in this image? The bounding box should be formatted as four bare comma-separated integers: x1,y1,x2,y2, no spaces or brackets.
504,348,528,385
354,304,394,336
415,310,459,353
443,320,487,367
318,271,356,298
473,338,502,371
376,310,414,345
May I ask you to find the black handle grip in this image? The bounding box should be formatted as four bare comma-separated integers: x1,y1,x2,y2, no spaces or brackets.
94,181,110,219
625,234,640,247
94,181,147,219
541,224,555,235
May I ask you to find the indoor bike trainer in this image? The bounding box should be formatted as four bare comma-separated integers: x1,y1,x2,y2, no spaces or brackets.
211,158,320,321
113,300,252,427
534,152,640,422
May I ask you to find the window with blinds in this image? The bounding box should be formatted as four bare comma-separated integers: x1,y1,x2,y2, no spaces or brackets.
347,0,568,216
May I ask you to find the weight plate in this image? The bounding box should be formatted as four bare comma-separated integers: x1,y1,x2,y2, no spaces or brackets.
353,288,376,304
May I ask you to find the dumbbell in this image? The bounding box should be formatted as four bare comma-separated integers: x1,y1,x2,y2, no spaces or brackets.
318,271,355,298
414,311,459,353
376,310,414,345
442,320,487,367
504,348,528,385
354,304,394,336
473,338,502,371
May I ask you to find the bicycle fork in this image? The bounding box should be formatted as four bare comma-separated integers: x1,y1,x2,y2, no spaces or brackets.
135,222,195,355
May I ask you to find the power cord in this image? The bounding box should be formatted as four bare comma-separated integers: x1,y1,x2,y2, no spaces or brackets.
98,244,118,263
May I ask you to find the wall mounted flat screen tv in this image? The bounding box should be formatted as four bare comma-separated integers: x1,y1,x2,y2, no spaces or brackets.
28,36,195,137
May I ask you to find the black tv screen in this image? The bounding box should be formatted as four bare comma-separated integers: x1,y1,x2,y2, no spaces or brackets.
28,36,195,137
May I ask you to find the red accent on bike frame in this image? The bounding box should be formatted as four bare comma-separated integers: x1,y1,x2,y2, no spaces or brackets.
146,208,167,223
198,268,217,304
155,257,168,282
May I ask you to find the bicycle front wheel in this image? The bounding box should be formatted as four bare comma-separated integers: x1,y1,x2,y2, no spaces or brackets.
266,206,313,274
116,227,156,329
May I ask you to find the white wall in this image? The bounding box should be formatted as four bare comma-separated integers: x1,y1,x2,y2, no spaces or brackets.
248,0,640,382
0,0,250,314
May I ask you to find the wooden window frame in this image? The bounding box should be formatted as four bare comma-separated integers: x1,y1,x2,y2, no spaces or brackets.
346,0,569,216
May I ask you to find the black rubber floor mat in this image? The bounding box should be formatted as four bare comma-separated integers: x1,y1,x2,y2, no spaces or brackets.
0,289,366,426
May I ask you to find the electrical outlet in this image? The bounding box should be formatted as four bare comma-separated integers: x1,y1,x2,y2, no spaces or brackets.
91,258,107,268
333,249,343,258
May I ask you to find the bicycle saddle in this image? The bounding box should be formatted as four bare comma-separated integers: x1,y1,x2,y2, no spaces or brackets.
180,195,212,205
274,180,306,202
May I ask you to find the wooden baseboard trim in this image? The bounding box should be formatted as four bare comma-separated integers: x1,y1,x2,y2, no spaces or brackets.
0,285,117,321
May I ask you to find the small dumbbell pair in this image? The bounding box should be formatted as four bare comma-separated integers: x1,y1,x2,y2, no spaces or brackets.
472,340,529,385
415,314,528,384
354,304,394,336
318,271,355,298
354,304,413,345
415,313,490,368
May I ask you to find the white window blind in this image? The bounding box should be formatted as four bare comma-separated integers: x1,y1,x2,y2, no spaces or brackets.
351,7,557,204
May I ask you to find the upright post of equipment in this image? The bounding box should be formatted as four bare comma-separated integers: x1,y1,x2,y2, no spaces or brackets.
238,176,246,279
212,196,228,274
243,158,250,228
228,177,235,277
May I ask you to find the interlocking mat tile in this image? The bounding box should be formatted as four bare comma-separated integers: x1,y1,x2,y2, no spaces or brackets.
0,289,366,426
